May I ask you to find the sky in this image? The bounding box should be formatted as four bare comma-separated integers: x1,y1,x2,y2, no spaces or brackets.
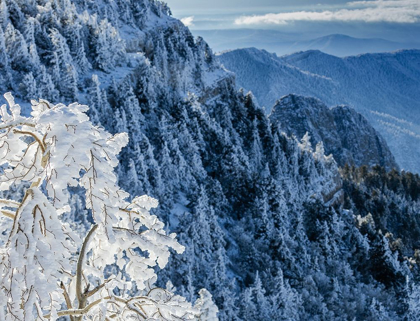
165,0,420,44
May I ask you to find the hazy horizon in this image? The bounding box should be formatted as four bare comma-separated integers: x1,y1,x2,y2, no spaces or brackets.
165,0,420,55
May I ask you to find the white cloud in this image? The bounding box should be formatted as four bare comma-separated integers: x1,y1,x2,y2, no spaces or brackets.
235,0,420,25
181,16,195,27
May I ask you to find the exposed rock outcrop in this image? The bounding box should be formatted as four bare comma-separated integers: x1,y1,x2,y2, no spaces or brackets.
270,94,399,170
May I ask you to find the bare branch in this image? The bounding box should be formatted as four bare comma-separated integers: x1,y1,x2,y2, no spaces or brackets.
85,278,112,299
1,209,15,219
0,199,20,208
13,129,46,153
76,224,98,310
60,282,75,321
43,298,103,318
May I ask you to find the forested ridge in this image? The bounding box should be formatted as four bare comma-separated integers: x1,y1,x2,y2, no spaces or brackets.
0,0,419,319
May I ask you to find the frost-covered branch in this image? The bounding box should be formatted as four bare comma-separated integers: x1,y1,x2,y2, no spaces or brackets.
0,93,215,321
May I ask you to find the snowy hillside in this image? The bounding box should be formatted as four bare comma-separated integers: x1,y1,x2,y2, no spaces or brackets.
1,0,420,320
218,48,420,173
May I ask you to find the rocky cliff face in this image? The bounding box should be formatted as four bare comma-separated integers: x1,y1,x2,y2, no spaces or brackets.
270,94,398,170
331,105,398,170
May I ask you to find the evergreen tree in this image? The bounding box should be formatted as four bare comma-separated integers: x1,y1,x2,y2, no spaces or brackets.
37,64,59,102
19,71,38,99
0,0,9,28
0,27,12,91
272,269,302,320
406,279,420,321
4,23,30,72
50,28,78,100
91,18,125,71
64,21,91,73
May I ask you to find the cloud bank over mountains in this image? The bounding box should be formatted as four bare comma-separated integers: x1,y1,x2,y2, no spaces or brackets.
235,0,420,25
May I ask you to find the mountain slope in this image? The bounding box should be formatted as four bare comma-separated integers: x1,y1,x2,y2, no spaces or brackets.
1,0,420,320
217,48,341,111
218,48,420,173
270,94,398,170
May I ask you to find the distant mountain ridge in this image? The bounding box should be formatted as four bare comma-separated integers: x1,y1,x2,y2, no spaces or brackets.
287,34,412,57
217,47,340,112
218,48,420,173
197,30,420,57
270,94,398,171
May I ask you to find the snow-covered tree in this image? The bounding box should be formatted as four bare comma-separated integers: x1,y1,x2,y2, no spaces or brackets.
0,0,9,29
50,28,78,100
19,71,38,99
4,23,30,72
91,18,126,72
0,27,12,91
194,289,219,321
406,278,420,320
0,93,215,321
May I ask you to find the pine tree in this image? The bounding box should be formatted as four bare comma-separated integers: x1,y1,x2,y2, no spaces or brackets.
369,234,405,288
254,192,275,241
92,18,125,72
0,27,12,91
64,21,91,73
250,118,263,171
253,273,271,321
114,107,128,133
87,74,113,126
406,278,420,321
122,86,144,138
176,186,226,302
217,279,240,321
37,65,59,102
366,298,393,321
0,0,9,28
4,23,30,72
140,133,164,197
240,287,257,321
272,269,302,320
50,28,78,100
19,71,38,99
194,289,219,321
158,140,177,203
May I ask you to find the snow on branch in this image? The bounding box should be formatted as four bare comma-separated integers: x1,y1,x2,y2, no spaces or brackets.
0,93,217,321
